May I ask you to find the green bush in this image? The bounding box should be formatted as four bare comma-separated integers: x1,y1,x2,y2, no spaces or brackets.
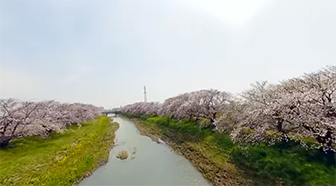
231,143,336,186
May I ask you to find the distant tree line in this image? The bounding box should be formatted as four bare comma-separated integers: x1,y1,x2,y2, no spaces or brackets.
120,66,336,152
0,99,102,147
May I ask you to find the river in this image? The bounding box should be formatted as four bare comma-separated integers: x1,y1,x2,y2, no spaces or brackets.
79,116,212,186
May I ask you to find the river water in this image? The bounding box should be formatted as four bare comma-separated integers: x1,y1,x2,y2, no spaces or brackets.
79,116,212,186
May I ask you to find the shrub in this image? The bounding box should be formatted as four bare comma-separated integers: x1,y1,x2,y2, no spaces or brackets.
116,150,128,160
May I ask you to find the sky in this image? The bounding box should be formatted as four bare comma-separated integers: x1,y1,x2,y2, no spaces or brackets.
0,0,335,108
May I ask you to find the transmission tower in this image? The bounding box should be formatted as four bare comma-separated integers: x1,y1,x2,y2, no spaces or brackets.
144,86,147,102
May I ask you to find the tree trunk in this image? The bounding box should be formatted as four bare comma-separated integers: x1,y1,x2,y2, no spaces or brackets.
276,119,290,141
213,113,217,120
196,116,200,124
0,138,11,148
316,128,335,152
300,123,335,152
208,113,217,124
209,117,215,124
189,115,193,121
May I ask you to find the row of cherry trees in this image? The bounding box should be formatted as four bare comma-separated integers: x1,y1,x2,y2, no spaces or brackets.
121,89,231,124
225,66,336,151
119,66,335,151
159,90,231,123
0,99,102,147
121,102,160,116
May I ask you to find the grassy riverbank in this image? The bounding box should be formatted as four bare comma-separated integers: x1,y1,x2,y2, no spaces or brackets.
126,114,336,186
0,116,119,186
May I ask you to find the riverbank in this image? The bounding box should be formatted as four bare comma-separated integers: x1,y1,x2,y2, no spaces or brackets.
130,117,250,186
0,116,119,186
128,115,336,186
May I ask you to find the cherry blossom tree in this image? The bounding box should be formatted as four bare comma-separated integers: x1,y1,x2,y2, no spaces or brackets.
194,89,231,124
167,90,231,123
226,66,336,151
175,97,200,120
158,97,176,117
126,89,231,124
118,66,335,151
0,99,102,148
0,99,42,147
120,102,160,116
159,93,190,118
289,66,336,151
214,97,246,133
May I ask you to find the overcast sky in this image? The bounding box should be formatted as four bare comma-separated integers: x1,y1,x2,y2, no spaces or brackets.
0,0,335,108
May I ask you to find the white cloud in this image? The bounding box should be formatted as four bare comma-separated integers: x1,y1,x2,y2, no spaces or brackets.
180,0,271,26
0,63,45,100
1,0,334,108
57,52,96,84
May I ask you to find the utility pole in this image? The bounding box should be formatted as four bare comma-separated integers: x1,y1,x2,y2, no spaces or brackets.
144,86,147,102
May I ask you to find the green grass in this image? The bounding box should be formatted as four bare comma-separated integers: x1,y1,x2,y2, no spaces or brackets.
125,114,336,186
0,116,119,186
232,144,336,186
